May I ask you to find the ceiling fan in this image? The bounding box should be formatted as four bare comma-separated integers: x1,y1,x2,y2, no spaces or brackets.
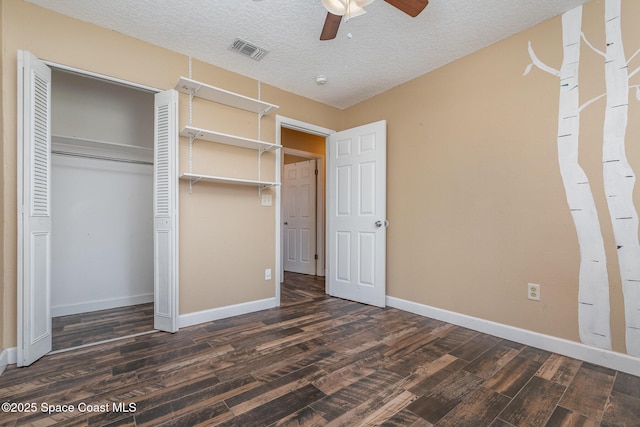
320,0,429,40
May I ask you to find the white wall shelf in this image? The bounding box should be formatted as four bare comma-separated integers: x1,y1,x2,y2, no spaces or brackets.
52,135,153,163
177,76,280,195
180,173,279,189
175,77,278,116
180,126,281,152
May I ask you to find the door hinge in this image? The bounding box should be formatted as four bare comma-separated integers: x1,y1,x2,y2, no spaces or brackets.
315,169,318,176
314,254,318,260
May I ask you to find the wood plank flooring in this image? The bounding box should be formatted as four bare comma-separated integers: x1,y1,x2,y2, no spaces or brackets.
52,303,155,351
1,272,639,426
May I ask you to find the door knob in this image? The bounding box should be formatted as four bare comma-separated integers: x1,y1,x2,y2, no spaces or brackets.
284,222,288,225
375,220,389,228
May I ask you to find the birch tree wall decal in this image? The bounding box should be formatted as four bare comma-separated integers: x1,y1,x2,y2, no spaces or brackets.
600,0,640,356
525,5,612,349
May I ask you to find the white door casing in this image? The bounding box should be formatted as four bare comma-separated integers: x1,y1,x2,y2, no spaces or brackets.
153,89,179,333
17,50,53,367
276,116,333,306
283,160,317,275
327,120,387,307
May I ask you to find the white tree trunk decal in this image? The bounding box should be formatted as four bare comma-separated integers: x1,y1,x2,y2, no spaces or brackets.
525,6,612,349
601,0,640,356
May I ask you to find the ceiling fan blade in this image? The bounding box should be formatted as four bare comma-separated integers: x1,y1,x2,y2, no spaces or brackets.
320,12,342,40
384,0,428,17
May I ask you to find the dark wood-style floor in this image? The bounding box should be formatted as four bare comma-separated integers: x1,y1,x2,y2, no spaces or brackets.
1,273,639,426
52,303,155,351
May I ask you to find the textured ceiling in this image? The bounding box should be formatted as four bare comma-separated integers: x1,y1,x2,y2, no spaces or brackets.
27,0,589,109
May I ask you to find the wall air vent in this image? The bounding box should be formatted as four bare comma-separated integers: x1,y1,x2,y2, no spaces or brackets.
229,38,269,61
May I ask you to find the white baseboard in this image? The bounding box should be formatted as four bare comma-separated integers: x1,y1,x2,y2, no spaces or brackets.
386,296,640,377
179,297,277,328
0,347,17,375
52,293,154,317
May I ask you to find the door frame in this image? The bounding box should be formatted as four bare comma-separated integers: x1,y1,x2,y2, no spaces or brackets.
275,116,334,305
17,56,178,364
43,60,161,93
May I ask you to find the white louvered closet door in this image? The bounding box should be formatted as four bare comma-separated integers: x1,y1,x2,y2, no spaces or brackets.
153,90,179,332
17,51,53,366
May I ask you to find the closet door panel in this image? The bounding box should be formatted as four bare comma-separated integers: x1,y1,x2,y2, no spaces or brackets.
17,50,53,366
154,89,179,332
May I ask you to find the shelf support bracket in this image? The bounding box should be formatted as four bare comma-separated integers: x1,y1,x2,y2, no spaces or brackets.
189,135,195,193
257,147,268,197
258,183,275,199
256,110,264,199
190,176,202,192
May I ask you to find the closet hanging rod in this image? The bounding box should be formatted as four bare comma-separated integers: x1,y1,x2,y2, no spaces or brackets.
51,150,153,166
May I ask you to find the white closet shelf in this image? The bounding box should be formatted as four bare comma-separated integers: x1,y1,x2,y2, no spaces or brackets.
175,77,278,116
180,173,280,189
180,126,281,152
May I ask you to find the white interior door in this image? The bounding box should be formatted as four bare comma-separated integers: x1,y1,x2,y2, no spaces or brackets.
283,159,317,275
153,90,179,333
327,120,387,307
17,50,53,366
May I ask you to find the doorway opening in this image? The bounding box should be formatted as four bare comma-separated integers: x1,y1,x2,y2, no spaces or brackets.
18,51,179,366
49,68,156,351
276,117,334,304
276,118,388,308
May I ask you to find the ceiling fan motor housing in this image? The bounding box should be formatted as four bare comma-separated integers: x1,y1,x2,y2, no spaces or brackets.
321,0,374,17
319,0,428,41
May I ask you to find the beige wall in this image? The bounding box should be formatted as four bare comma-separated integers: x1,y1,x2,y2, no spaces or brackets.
282,127,326,156
344,0,639,354
0,0,341,349
282,127,326,169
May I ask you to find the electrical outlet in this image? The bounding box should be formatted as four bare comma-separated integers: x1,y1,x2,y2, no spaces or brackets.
528,283,541,301
261,194,272,206
265,268,272,281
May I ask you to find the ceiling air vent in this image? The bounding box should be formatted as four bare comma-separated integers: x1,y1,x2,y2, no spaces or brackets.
229,38,269,61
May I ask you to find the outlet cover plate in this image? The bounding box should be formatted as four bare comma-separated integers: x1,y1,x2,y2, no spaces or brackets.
528,283,540,301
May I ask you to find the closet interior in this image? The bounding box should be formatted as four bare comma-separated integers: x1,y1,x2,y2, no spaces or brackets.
50,68,156,350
